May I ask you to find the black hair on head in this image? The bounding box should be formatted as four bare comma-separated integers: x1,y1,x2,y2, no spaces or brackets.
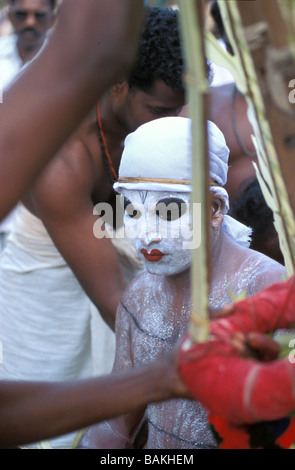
230,178,275,245
128,7,186,92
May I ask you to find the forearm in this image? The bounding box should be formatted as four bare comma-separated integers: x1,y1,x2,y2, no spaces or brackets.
64,244,127,331
0,359,182,448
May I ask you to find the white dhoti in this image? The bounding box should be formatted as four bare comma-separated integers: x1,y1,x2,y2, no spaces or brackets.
0,203,93,448
0,203,144,448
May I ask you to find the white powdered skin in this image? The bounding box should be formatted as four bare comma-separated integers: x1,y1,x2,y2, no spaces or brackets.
112,190,286,449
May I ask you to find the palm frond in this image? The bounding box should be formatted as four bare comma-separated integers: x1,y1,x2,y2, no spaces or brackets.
216,0,295,277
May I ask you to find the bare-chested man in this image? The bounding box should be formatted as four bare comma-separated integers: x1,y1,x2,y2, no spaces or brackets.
0,6,186,448
0,2,192,449
79,116,286,449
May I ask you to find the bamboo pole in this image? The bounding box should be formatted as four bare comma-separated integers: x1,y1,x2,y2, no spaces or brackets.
178,0,210,343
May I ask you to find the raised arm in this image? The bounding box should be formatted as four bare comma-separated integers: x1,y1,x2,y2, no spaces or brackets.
0,0,144,221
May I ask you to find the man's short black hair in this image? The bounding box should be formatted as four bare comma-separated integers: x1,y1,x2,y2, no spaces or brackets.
8,0,57,10
127,7,185,93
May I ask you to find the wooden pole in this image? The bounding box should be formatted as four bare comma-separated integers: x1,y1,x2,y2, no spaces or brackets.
179,0,210,342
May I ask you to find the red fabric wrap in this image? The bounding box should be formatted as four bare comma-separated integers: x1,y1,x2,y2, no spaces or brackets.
210,275,295,341
178,336,295,425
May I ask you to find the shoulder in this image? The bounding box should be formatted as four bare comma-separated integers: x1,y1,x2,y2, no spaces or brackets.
29,136,96,217
239,248,286,295
120,271,153,303
40,137,93,190
119,271,159,318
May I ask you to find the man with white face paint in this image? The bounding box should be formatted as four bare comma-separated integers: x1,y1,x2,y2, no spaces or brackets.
122,189,192,276
79,117,286,449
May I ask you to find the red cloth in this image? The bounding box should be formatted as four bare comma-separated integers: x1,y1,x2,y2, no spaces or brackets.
178,276,295,447
179,336,295,425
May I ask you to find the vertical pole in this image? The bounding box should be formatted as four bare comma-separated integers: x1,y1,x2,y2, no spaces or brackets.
179,0,210,342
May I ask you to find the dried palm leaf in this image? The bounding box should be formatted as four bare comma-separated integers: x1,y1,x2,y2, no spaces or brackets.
213,0,295,277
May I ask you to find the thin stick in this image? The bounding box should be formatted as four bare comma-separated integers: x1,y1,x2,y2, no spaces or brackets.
179,0,210,343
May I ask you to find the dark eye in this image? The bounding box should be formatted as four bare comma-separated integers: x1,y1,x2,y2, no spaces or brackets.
124,198,142,219
156,198,187,221
12,10,27,22
35,12,49,23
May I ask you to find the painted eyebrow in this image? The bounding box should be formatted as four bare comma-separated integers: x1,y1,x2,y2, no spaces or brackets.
123,196,131,208
156,197,186,205
123,196,140,209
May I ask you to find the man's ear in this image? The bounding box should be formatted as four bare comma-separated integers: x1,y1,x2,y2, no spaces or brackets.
110,80,129,98
210,195,226,229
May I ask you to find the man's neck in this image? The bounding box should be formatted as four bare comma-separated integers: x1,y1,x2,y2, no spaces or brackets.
165,267,191,292
17,41,42,64
97,97,127,171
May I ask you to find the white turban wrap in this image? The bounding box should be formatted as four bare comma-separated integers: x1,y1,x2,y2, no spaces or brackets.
114,117,252,247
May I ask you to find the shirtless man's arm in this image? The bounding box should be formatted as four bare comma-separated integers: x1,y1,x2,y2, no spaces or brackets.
0,356,185,448
26,135,124,329
0,0,144,221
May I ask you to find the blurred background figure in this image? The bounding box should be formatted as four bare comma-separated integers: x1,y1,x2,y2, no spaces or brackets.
0,2,12,36
229,177,284,265
0,0,57,250
207,0,259,204
0,0,57,88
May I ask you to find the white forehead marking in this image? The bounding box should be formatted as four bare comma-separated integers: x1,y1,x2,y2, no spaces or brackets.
139,191,148,204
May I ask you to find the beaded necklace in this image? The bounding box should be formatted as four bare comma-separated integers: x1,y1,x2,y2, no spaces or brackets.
96,103,118,184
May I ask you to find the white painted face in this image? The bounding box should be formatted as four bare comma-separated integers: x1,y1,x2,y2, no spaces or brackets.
121,189,193,276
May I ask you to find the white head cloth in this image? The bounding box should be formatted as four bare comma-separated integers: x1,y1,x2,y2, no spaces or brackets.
114,117,252,246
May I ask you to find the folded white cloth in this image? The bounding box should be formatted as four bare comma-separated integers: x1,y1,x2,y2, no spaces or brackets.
114,117,229,193
0,203,93,448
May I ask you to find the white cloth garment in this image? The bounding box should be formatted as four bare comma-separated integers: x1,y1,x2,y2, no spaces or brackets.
0,203,93,448
114,117,252,247
0,203,144,447
209,39,235,87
